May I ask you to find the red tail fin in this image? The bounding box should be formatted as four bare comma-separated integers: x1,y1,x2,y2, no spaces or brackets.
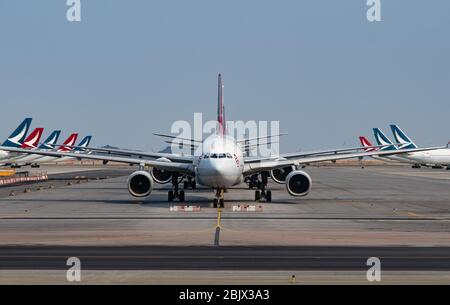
58,133,78,152
359,136,377,152
21,128,44,149
217,74,225,135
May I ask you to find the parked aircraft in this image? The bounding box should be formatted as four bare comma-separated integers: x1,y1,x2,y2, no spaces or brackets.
0,75,443,207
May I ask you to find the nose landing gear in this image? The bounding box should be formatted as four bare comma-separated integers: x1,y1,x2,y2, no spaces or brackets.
213,188,225,208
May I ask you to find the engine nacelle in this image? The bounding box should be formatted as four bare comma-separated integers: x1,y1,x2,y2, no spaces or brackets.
127,171,153,197
285,170,312,197
270,159,295,184
151,158,173,184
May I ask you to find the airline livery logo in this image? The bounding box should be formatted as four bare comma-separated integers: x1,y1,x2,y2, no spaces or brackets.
2,118,32,147
359,136,376,152
373,128,396,151
21,128,44,149
40,130,62,150
58,134,78,152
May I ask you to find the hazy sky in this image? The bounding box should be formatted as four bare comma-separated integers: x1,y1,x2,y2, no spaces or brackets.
1,0,449,152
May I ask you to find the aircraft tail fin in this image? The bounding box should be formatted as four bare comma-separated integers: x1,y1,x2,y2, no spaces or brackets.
2,118,32,147
21,128,44,149
58,133,78,152
389,124,418,149
217,73,226,135
74,136,92,151
373,128,397,151
359,136,377,152
39,130,61,149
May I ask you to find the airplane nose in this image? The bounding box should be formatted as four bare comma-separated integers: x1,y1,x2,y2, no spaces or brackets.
209,160,227,176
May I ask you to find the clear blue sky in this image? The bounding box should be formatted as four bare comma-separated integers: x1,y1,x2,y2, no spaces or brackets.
1,0,449,152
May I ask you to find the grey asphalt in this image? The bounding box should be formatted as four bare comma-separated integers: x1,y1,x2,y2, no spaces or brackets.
0,164,450,281
1,245,449,271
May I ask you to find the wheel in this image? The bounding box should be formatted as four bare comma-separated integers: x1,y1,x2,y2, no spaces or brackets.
255,191,261,201
192,181,197,189
213,198,218,208
219,198,224,208
266,191,272,202
447,166,450,171
183,181,188,189
168,191,174,202
179,191,185,202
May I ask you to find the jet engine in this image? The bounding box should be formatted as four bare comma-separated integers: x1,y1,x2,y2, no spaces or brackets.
127,171,153,197
285,170,312,197
270,158,295,184
151,158,173,184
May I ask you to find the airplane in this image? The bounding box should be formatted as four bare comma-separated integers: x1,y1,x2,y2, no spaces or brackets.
0,75,444,208
7,130,62,168
54,135,93,164
26,133,78,165
359,136,394,163
0,118,33,164
389,124,450,169
372,128,416,163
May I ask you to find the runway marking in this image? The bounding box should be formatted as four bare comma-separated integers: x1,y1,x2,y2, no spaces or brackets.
214,208,222,246
216,208,222,228
1,255,449,259
407,212,420,218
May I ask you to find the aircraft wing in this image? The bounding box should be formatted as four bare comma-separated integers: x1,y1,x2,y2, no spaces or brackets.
244,144,390,163
153,132,202,143
0,146,194,175
243,146,445,175
49,145,194,163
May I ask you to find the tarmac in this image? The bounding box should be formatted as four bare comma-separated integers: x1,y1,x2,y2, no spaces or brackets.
0,164,449,284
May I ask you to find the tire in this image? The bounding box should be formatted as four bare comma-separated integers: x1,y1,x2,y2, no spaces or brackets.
179,191,185,202
255,191,261,201
168,191,174,202
192,181,197,189
266,191,272,202
183,182,188,189
219,198,224,208
213,198,218,208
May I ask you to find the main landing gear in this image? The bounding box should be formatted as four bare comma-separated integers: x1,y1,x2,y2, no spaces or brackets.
247,172,272,202
183,176,197,189
168,173,185,203
213,188,225,208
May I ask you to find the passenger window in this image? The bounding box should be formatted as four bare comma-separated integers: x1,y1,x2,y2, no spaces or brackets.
219,153,226,158
226,153,233,158
203,153,209,159
210,153,218,158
